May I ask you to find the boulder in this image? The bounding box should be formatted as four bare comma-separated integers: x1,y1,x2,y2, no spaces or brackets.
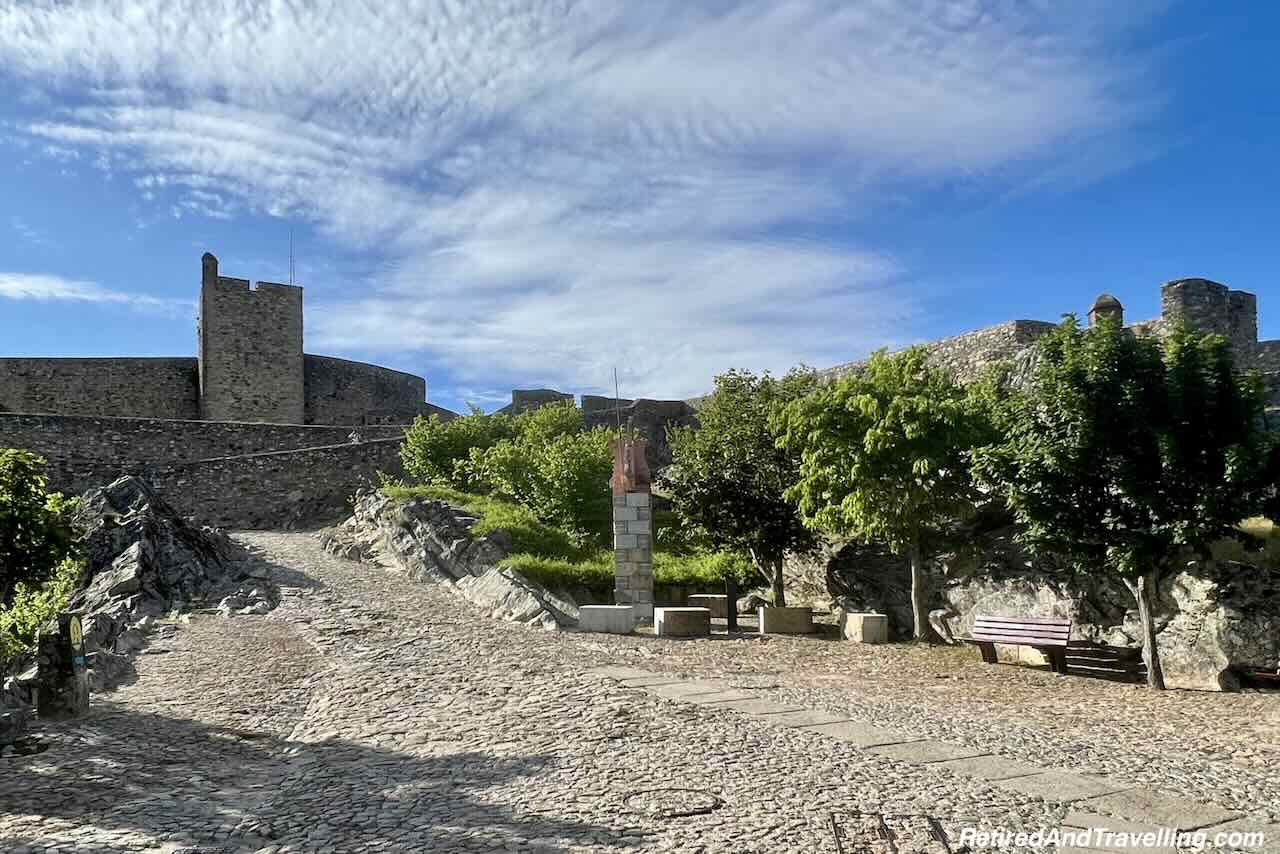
0,706,27,745
329,490,577,629
800,510,1280,690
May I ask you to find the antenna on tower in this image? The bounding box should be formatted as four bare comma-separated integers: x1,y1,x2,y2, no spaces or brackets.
613,367,623,440
289,228,295,285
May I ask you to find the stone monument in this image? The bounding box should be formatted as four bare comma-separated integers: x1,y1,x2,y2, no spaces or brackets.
36,613,89,720
611,436,654,621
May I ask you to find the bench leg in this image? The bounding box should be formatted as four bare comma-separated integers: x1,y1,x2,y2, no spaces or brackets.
1042,648,1068,675
976,642,997,664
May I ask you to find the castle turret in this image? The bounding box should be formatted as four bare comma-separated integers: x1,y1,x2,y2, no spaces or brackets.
1088,293,1123,327
197,252,305,424
1160,278,1258,359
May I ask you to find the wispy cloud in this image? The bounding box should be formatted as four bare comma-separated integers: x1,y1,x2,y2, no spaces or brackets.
0,272,191,314
9,216,53,248
0,0,1167,399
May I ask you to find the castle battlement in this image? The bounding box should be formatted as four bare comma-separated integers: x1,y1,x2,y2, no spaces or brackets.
0,251,446,426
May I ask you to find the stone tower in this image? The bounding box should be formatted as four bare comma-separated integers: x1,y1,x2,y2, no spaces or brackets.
1088,293,1123,327
1160,278,1259,359
197,252,305,423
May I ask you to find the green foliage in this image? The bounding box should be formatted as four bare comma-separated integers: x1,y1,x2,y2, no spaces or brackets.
775,347,988,550
381,484,745,596
662,367,821,603
380,484,587,562
1,449,78,604
972,317,1277,578
400,409,517,486
399,402,613,544
971,316,1279,687
0,556,81,662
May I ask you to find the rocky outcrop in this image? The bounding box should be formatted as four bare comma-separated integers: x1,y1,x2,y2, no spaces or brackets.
792,513,1280,691
321,490,578,629
3,476,277,708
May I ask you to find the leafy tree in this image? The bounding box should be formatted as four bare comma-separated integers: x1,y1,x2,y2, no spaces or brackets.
662,368,820,606
971,316,1278,689
1,450,77,606
774,348,990,638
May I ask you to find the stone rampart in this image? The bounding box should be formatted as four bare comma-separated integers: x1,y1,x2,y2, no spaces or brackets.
145,439,404,530
0,358,199,420
303,355,427,425
821,320,1058,385
0,412,405,497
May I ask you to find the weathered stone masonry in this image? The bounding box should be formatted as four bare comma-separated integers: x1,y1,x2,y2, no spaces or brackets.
0,412,406,498
0,252,445,427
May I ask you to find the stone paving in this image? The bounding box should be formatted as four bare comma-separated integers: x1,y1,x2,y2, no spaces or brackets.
0,531,1276,853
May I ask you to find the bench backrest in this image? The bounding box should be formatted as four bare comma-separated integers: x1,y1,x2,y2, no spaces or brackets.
970,614,1071,647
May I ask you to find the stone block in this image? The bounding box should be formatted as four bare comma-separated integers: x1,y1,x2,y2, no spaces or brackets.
631,602,654,621
841,612,888,643
577,605,635,634
687,594,729,618
990,770,1130,802
930,754,1046,781
703,697,806,716
793,720,918,748
868,740,989,763
614,506,638,523
1085,789,1241,831
625,520,650,535
636,506,651,521
625,492,651,508
758,606,814,635
0,706,28,746
654,607,711,637
635,534,652,549
614,533,638,549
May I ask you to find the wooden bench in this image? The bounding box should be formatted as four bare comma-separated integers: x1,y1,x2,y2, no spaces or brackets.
960,614,1072,674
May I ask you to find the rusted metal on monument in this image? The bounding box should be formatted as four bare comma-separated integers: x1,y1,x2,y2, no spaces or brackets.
610,436,651,497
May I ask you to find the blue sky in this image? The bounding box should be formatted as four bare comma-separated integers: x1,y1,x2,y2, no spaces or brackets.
1,1,1277,414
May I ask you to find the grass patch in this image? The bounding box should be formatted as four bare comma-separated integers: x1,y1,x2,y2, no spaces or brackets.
382,483,588,562
381,483,750,593
1211,517,1280,568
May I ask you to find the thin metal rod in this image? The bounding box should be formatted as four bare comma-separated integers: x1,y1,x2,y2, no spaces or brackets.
613,367,623,439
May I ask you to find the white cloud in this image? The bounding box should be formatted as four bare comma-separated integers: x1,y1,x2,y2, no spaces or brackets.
0,272,191,314
0,0,1166,399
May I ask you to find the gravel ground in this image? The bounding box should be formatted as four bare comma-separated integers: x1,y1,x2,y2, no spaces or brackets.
0,531,1274,853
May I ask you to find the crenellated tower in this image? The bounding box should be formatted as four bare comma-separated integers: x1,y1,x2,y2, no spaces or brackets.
197,252,305,424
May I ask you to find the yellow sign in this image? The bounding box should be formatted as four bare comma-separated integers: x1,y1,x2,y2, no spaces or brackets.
68,615,83,649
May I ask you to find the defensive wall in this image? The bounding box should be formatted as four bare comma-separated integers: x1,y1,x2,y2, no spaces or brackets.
0,412,407,498
0,252,444,427
820,278,1278,396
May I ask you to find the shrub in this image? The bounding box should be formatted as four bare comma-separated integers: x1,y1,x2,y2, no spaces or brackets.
400,408,517,486
0,555,81,662
1,449,78,605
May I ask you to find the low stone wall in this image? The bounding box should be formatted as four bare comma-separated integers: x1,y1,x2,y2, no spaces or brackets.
0,412,406,497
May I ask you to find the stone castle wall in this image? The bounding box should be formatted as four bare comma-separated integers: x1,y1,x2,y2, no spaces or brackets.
198,256,305,424
303,355,427,425
0,412,406,498
0,357,199,419
142,438,404,529
821,320,1059,385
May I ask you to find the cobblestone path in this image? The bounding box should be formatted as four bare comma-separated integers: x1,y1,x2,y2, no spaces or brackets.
1,532,1276,853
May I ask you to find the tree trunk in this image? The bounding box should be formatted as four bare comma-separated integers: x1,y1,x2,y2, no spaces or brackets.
770,558,786,608
906,538,932,641
1126,570,1166,690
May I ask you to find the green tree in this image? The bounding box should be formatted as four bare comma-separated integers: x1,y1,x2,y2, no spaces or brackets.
662,368,820,606
972,316,1278,688
1,450,77,606
774,348,989,638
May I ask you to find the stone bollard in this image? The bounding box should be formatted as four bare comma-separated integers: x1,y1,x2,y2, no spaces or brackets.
611,437,654,621
36,613,89,721
841,612,889,644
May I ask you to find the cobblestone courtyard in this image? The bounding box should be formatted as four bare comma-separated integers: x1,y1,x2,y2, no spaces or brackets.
2,532,1278,853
